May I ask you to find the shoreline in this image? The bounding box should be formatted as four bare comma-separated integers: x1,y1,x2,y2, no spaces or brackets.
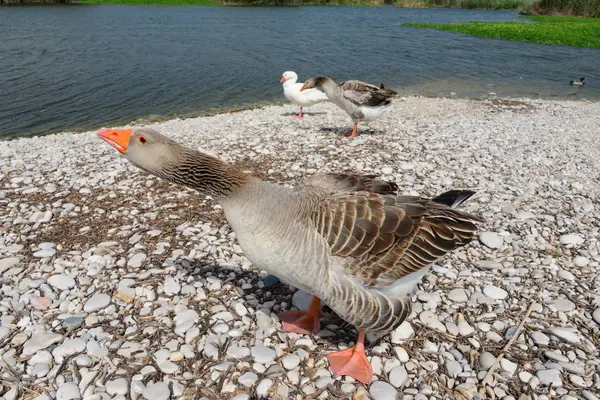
1,96,599,399
2,94,597,141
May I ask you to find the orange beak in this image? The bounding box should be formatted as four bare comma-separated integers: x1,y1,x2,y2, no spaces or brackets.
280,75,286,83
97,128,134,153
299,84,307,92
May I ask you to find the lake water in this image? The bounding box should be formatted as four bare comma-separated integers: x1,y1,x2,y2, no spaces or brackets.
0,5,598,139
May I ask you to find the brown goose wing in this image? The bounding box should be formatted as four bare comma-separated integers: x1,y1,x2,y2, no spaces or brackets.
311,189,483,287
340,80,395,107
304,173,398,195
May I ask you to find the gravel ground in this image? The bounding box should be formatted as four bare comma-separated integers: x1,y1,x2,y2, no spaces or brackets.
1,97,599,400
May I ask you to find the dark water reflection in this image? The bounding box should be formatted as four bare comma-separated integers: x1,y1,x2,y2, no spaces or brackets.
0,5,597,139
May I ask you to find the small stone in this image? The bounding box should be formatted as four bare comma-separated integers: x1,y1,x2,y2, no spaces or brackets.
158,360,178,374
56,382,81,400
573,256,589,267
107,378,129,395
263,275,280,287
238,372,259,387
255,379,273,399
546,327,581,344
479,232,504,249
519,371,533,383
31,362,50,378
559,234,583,246
47,274,75,290
251,345,276,364
227,346,250,359
83,293,111,312
536,369,562,387
530,331,550,346
458,320,475,336
235,302,248,317
282,354,300,370
476,260,503,270
128,253,146,268
388,365,408,388
446,360,462,378
23,333,64,355
448,288,468,302
369,380,397,400
163,276,181,295
479,352,497,370
501,358,518,374
0,257,20,273
291,290,312,311
381,166,393,175
593,309,600,324
390,321,414,343
548,298,576,312
394,346,409,362
483,285,508,300
142,382,170,400
31,296,52,310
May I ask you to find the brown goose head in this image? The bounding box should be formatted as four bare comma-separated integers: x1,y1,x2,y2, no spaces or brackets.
300,76,332,92
98,127,248,199
97,127,182,175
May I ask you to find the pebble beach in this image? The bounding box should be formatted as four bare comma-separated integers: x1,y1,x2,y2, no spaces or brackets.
1,96,599,400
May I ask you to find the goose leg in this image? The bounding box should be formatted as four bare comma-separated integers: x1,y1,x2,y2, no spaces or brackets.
278,296,321,334
327,328,373,384
345,123,358,138
293,107,304,119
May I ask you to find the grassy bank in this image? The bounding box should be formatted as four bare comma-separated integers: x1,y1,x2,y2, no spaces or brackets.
402,16,600,48
78,0,219,4
521,0,600,17
394,0,534,9
75,0,383,4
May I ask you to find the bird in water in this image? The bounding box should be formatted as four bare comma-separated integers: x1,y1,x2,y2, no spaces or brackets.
570,77,585,86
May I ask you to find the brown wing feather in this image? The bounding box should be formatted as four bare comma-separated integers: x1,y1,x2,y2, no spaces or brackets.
312,190,483,287
340,80,396,107
304,173,398,195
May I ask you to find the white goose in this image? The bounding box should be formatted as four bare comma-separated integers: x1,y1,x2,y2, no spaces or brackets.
301,76,397,138
280,71,328,118
98,127,484,384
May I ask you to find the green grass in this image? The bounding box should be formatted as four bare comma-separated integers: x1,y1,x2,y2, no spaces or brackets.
521,0,600,18
394,0,534,9
76,0,380,4
402,15,600,48
78,0,219,5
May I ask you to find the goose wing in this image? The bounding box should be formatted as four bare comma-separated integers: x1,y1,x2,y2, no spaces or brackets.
309,185,483,288
340,80,396,107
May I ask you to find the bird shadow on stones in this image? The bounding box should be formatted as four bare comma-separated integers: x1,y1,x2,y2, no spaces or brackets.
171,257,360,348
280,111,328,117
318,127,383,137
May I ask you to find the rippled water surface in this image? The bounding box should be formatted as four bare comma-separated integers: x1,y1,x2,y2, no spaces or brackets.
0,5,598,139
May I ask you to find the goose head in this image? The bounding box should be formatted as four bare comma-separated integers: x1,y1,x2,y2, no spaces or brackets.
97,127,184,176
98,127,248,199
300,76,330,92
280,71,298,84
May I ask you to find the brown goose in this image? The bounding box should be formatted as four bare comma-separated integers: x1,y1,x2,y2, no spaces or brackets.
98,127,484,384
300,76,397,138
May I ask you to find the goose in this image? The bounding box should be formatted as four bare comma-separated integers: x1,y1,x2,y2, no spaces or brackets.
301,76,397,138
98,127,484,384
570,77,585,86
280,71,328,118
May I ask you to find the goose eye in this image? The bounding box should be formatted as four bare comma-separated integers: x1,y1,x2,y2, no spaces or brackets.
138,136,147,144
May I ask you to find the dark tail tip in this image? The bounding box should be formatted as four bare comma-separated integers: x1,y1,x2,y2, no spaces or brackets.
433,190,477,208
